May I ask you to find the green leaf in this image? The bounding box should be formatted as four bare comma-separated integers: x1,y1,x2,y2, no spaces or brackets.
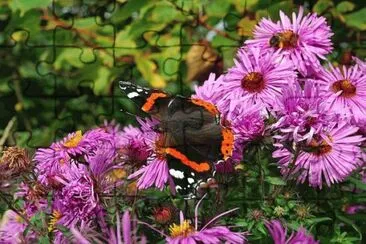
267,1,294,21
348,177,366,191
146,2,183,23
135,55,166,88
237,17,257,37
110,0,149,23
336,1,355,13
265,176,287,186
115,28,136,48
93,67,111,95
229,0,259,12
206,0,231,18
345,8,366,31
313,0,334,14
307,217,333,225
10,0,52,16
38,236,51,244
335,212,362,241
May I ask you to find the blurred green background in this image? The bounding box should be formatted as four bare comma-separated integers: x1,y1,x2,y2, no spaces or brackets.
0,0,365,149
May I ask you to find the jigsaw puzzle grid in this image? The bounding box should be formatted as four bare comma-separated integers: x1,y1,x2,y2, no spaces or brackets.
0,0,365,211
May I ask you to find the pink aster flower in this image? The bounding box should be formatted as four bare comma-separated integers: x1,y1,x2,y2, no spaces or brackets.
70,210,147,244
353,57,366,74
194,80,265,168
226,99,265,143
142,194,246,244
35,128,115,186
34,144,71,186
48,167,99,236
220,99,265,165
117,125,149,166
344,204,366,215
273,121,364,188
246,6,333,76
127,118,174,191
222,47,296,109
316,64,366,122
60,171,98,220
272,80,338,143
265,220,318,244
193,73,226,110
0,210,37,243
15,182,49,217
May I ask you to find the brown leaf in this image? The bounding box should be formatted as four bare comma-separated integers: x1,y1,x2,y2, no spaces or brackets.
186,40,223,83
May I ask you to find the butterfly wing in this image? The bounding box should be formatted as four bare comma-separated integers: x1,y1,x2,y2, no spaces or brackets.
160,96,224,195
119,81,171,118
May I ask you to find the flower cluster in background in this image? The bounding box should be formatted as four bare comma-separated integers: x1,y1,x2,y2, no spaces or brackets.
0,6,365,244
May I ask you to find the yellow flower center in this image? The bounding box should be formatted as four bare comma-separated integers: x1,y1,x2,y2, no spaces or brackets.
15,214,24,223
241,72,265,93
63,130,83,148
169,220,195,238
48,210,62,232
106,169,127,182
331,79,356,98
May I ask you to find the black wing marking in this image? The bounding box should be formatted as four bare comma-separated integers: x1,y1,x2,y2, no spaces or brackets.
119,80,171,118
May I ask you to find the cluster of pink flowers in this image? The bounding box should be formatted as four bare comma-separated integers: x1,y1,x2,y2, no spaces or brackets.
1,6,365,244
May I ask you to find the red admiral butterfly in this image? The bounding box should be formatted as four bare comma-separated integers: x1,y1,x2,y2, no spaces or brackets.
119,81,234,195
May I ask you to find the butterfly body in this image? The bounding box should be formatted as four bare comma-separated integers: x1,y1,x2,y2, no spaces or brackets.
119,81,233,195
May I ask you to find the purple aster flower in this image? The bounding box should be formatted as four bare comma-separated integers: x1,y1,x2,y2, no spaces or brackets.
70,210,147,244
226,99,265,143
143,194,246,244
127,118,175,191
316,64,366,122
192,73,226,109
353,57,366,74
215,159,236,174
273,121,365,188
117,125,149,166
167,201,245,244
193,78,265,169
344,204,366,215
15,182,49,217
129,157,170,190
272,80,338,143
47,167,99,239
60,170,98,220
34,144,71,186
246,7,333,76
34,129,115,186
0,210,37,243
222,47,296,109
265,220,318,244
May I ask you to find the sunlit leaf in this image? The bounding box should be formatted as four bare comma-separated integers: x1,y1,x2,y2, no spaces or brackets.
10,0,52,16
344,8,366,30
336,1,355,13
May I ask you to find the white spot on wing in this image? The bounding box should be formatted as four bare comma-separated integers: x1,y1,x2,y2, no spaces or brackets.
187,178,195,184
127,92,139,98
191,172,195,176
136,88,143,92
169,169,184,179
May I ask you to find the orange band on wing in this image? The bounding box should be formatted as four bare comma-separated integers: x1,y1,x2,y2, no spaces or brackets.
190,98,220,116
165,148,211,172
142,92,167,112
221,127,234,160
